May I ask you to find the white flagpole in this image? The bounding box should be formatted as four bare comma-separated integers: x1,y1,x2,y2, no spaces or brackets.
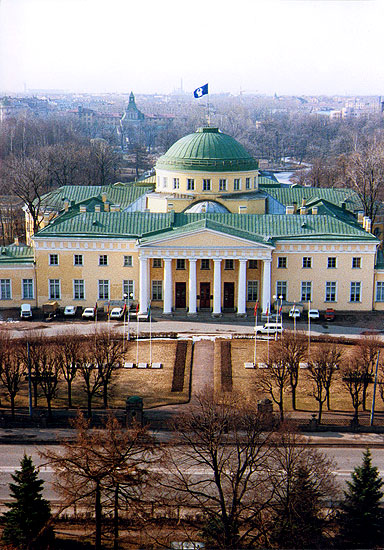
308,300,311,358
136,314,140,366
253,303,258,366
149,304,152,366
267,303,270,364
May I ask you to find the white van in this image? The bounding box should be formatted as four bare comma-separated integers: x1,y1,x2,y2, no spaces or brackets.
254,322,283,335
20,304,32,319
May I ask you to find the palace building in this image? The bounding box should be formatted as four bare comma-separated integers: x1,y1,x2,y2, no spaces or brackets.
2,127,384,315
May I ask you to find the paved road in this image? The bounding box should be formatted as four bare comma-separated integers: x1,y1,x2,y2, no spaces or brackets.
0,444,383,505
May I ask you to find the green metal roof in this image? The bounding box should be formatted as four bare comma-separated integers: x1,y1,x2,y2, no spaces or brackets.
33,211,377,244
156,127,259,172
0,245,34,264
39,183,151,211
262,185,362,212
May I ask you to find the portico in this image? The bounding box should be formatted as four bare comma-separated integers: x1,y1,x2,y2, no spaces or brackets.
138,227,273,316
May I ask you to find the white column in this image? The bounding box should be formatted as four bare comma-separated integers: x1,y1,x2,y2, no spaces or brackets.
237,259,247,315
188,258,197,315
163,258,173,314
262,259,272,313
139,257,148,314
213,258,222,316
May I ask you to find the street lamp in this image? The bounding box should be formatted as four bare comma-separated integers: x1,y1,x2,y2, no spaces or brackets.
273,294,283,326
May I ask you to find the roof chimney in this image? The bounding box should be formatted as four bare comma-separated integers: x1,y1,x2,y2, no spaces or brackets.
301,197,307,207
357,211,364,224
300,206,307,215
104,202,110,212
14,236,19,246
94,205,101,212
286,205,294,215
110,204,121,212
293,201,298,213
64,199,70,212
363,216,369,230
79,205,87,213
312,206,318,215
366,218,372,233
101,192,108,203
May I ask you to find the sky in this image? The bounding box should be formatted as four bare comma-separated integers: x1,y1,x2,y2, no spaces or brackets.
0,0,382,96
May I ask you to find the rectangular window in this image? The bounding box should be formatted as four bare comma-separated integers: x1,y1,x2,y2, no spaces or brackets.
22,279,34,299
0,279,11,300
176,258,186,270
49,279,60,300
98,280,109,300
99,255,108,266
248,260,258,269
325,281,337,302
123,255,133,267
245,177,251,190
219,179,227,191
152,258,162,268
276,281,287,301
201,259,210,270
187,178,195,191
123,280,134,300
376,282,384,302
352,257,361,269
327,257,337,269
234,178,241,191
203,179,211,191
254,176,258,189
247,281,259,301
350,282,361,302
224,259,234,270
152,280,163,301
73,279,85,300
173,178,180,189
49,254,58,266
74,254,83,266
301,281,312,302
278,257,287,269
302,257,312,268
162,177,168,188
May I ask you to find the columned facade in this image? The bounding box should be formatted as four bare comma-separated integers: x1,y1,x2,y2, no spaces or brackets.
139,241,273,316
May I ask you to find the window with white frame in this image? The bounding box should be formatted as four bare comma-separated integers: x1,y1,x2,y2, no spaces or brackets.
327,257,337,269
162,177,168,188
301,281,312,302
224,259,234,270
176,258,186,270
73,279,85,300
187,179,195,191
245,177,251,189
49,279,60,300
325,281,337,302
247,281,259,301
219,179,227,191
123,280,134,300
152,280,163,300
99,255,108,266
376,282,384,302
74,254,83,266
173,178,180,189
352,257,361,269
276,281,287,301
203,179,211,191
22,279,34,299
350,281,361,302
234,178,241,191
49,254,58,266
302,257,312,268
278,257,287,269
123,255,133,267
98,279,109,300
0,279,11,300
152,258,162,268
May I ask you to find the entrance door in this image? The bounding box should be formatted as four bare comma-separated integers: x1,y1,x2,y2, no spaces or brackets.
199,283,211,309
223,282,235,310
175,282,186,309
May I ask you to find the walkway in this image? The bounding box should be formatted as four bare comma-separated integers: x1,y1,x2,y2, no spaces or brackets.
190,339,214,400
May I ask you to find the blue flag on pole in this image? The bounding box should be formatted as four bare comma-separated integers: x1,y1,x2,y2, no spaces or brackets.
193,83,208,98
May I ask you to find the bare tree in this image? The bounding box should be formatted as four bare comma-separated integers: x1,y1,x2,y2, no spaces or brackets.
40,414,156,550
90,329,124,409
55,333,83,408
161,392,275,549
280,332,307,410
78,340,104,418
307,342,343,422
342,355,366,424
0,336,26,418
35,341,61,419
259,340,292,421
357,336,381,411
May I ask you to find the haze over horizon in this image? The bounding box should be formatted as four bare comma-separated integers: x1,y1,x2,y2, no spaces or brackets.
0,0,382,97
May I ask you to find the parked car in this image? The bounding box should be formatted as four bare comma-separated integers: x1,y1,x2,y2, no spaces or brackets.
254,322,283,335
289,308,301,318
20,303,32,319
64,305,77,317
308,309,320,320
324,307,335,321
110,307,124,320
82,307,95,319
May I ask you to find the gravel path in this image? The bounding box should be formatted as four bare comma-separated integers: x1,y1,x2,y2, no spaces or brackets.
190,340,214,400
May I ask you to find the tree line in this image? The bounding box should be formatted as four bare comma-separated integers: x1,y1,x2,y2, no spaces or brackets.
1,395,384,549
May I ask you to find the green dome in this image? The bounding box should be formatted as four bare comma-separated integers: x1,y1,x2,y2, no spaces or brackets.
156,127,258,172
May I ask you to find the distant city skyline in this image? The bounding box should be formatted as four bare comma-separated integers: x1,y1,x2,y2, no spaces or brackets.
0,0,382,97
